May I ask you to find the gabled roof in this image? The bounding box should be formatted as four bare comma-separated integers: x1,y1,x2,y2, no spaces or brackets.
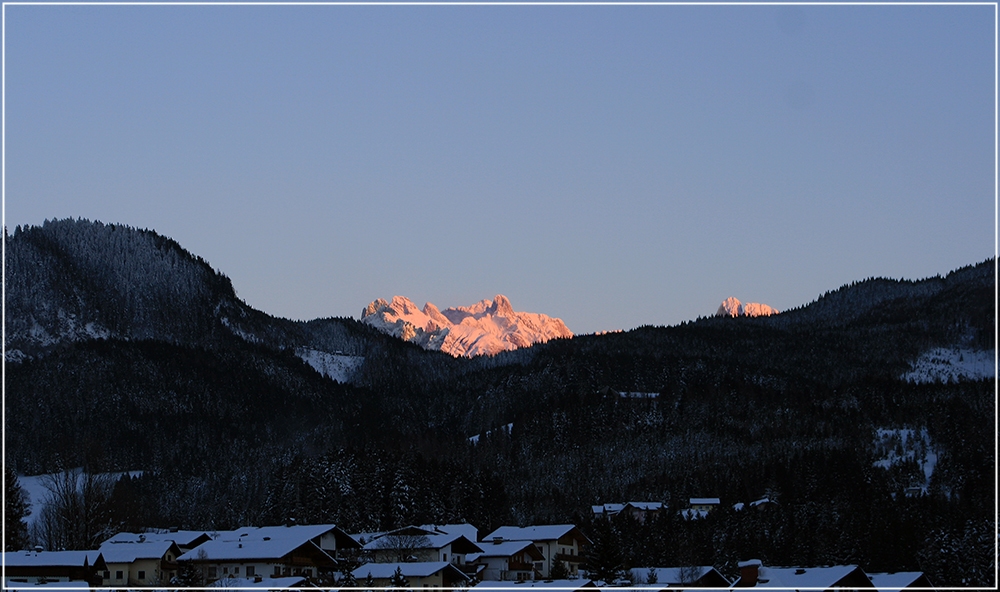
868,571,933,591
627,566,731,588
225,524,359,548
467,540,544,562
103,530,212,548
484,525,589,545
4,550,102,569
623,501,662,511
351,561,470,580
592,504,625,514
94,540,180,563
735,564,874,588
364,530,483,555
188,523,360,559
176,535,333,564
419,523,479,543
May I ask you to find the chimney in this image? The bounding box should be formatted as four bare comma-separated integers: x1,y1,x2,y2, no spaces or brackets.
737,560,762,587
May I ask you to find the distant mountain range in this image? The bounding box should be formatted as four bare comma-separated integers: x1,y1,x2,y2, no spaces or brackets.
715,297,779,318
360,294,573,357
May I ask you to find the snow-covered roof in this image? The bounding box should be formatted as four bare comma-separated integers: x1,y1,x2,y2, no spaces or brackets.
624,501,662,511
466,540,542,562
3,550,96,568
625,566,730,587
592,504,625,514
484,525,584,543
868,571,928,591
176,534,333,563
689,497,720,505
420,523,479,543
104,529,211,548
362,530,480,553
350,561,468,580
742,565,871,588
95,540,178,563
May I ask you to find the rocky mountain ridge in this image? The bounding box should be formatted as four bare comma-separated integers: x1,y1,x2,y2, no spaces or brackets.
716,297,779,317
360,294,573,357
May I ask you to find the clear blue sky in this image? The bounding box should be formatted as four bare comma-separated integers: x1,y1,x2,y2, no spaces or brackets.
3,3,995,334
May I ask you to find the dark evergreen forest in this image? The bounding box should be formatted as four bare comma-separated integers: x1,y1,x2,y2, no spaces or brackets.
4,219,996,585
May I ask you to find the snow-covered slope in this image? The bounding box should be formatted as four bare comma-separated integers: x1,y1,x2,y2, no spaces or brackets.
294,348,365,383
716,297,779,317
902,348,995,383
360,294,572,357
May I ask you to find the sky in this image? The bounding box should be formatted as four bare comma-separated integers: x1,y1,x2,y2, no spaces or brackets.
3,3,996,334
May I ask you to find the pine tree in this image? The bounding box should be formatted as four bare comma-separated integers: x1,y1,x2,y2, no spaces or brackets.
388,566,409,588
4,466,30,551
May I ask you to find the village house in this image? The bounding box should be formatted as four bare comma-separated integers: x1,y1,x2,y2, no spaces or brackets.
466,538,545,582
732,560,875,589
175,523,359,583
363,525,483,567
351,561,471,588
483,525,590,578
592,502,662,523
628,566,732,589
3,549,106,588
89,539,181,586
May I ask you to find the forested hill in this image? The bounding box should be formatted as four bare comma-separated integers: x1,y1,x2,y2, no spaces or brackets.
4,219,996,586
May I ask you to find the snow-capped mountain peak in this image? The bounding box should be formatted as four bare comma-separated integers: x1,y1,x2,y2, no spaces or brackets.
716,297,779,317
360,294,572,357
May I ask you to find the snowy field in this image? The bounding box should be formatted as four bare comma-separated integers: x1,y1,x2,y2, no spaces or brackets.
902,348,994,383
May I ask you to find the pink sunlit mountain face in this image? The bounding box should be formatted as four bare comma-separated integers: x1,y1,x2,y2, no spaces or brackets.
360,294,573,357
716,297,779,318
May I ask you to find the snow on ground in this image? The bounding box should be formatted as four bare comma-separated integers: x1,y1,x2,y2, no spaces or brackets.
903,347,995,383
872,427,936,493
18,470,142,528
294,348,364,383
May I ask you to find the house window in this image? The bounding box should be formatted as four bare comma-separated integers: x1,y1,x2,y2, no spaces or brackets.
223,567,229,574
246,566,255,577
303,569,312,578
273,566,281,576
443,553,447,562
138,571,146,581
208,567,217,579
115,571,123,581
234,567,240,575
102,571,110,580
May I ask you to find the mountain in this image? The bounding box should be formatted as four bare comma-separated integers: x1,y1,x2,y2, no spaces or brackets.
716,297,779,317
3,219,995,586
360,294,573,357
